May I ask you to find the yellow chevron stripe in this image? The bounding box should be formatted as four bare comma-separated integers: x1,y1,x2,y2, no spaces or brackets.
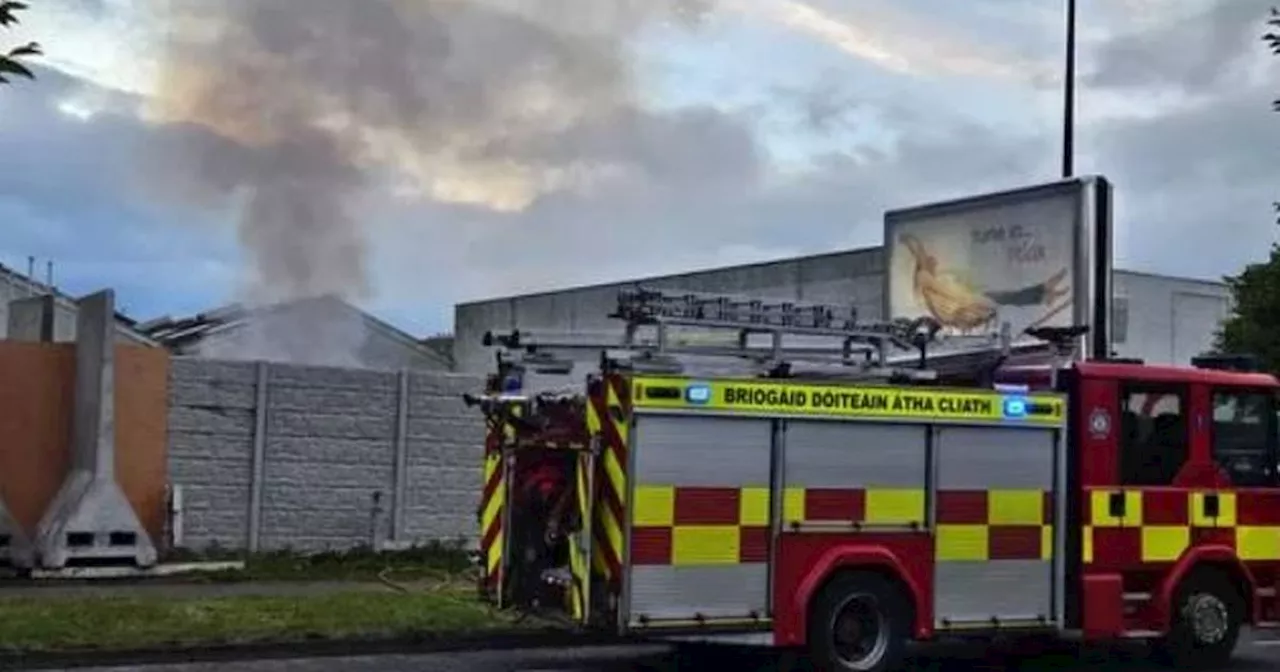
604,447,626,507
569,453,591,621
592,547,610,575
487,529,503,576
586,398,602,435
481,482,503,534
483,450,499,479
600,499,624,564
606,382,627,453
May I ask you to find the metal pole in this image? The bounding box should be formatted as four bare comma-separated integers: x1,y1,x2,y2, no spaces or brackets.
1062,0,1077,179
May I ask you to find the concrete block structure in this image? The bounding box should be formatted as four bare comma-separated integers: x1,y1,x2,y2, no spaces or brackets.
0,502,30,568
33,289,157,568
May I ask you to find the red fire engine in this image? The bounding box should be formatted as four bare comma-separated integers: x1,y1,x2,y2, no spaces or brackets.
468,286,1279,671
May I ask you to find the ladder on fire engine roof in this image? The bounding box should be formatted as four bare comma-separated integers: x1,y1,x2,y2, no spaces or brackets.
480,286,1078,384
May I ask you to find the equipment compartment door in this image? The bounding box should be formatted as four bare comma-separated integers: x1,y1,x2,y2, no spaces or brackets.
626,414,773,626
934,425,1058,627
782,420,928,530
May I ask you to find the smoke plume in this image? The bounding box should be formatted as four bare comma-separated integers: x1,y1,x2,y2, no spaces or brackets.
143,0,718,365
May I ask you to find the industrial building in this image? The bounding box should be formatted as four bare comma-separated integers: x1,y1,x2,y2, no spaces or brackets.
0,262,154,345
452,246,1231,375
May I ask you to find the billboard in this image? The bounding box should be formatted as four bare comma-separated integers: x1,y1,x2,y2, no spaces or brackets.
884,177,1112,358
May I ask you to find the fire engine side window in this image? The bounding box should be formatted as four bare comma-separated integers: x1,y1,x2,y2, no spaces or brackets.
1211,391,1275,487
1119,387,1187,486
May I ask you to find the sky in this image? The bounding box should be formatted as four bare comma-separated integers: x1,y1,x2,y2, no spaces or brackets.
0,0,1276,337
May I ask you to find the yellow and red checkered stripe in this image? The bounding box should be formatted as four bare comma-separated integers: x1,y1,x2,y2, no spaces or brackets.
781,487,926,528
1084,488,1280,565
629,486,1053,565
632,485,772,565
587,375,629,582
935,489,1054,562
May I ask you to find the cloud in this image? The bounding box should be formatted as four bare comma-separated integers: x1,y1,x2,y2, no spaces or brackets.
1,0,1277,341
1085,86,1280,279
371,105,1055,306
741,0,1054,84
1085,0,1273,93
0,65,237,316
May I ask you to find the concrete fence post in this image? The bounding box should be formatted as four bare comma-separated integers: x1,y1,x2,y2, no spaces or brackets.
391,369,410,542
247,361,269,553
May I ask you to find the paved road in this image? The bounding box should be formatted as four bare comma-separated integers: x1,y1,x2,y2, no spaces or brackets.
61,631,1280,672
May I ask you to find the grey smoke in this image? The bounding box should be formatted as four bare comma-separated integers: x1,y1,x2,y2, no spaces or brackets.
144,0,726,365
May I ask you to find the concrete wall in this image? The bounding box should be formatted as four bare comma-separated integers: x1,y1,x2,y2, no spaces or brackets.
454,246,1230,374
168,358,484,552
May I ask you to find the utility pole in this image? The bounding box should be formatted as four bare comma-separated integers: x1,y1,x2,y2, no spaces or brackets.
1062,0,1077,178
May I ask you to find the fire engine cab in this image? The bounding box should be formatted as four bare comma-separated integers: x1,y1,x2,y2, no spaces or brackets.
468,286,1279,671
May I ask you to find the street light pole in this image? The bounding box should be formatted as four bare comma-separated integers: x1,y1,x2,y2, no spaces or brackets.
1062,0,1077,179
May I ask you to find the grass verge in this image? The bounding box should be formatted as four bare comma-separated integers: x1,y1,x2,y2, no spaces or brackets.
171,541,474,584
0,581,525,653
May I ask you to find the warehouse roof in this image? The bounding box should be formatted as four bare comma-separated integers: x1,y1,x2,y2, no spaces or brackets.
137,294,452,369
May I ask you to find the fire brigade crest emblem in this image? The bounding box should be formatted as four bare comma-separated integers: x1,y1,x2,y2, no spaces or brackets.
1089,407,1110,438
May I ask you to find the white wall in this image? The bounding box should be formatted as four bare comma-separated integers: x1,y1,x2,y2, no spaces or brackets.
1111,271,1230,365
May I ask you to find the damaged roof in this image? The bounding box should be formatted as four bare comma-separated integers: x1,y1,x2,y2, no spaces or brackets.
136,294,452,369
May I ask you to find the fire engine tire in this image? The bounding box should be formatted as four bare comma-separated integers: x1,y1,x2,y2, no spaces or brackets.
1153,570,1244,670
807,571,910,672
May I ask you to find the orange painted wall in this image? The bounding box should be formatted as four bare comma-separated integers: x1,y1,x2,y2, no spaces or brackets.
116,346,169,540
0,342,74,534
0,341,169,541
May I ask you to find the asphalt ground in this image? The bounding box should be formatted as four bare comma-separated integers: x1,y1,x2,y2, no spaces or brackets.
57,630,1280,672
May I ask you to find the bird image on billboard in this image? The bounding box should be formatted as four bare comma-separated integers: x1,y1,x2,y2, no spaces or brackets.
898,233,1070,335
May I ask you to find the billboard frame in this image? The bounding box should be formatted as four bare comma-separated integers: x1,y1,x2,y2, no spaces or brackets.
882,175,1114,361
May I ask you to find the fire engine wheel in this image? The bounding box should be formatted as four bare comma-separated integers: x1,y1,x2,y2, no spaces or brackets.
808,572,909,672
1154,571,1244,669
